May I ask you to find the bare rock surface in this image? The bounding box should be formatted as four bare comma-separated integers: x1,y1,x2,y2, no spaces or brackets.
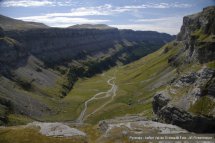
152,67,215,133
28,122,86,137
99,116,187,137
152,91,171,114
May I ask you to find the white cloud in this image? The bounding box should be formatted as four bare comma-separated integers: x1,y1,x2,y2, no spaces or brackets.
111,17,183,35
12,2,189,34
64,3,192,16
10,2,191,17
0,0,76,7
17,16,109,27
0,1,192,10
118,2,191,10
15,4,113,27
46,4,114,17
1,0,54,7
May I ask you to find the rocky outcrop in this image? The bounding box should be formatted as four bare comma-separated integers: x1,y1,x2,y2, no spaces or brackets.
0,31,28,77
98,116,187,139
152,92,171,114
152,6,215,133
207,78,215,97
28,122,86,137
152,67,215,133
173,68,214,88
156,105,215,133
175,6,215,64
177,6,215,41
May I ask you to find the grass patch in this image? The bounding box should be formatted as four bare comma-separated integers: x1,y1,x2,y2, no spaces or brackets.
0,127,86,143
207,61,215,69
7,114,33,126
189,96,215,116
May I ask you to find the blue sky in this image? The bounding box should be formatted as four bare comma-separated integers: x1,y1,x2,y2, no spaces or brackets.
0,0,214,34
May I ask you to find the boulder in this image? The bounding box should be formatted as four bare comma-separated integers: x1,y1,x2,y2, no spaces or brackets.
99,121,109,132
152,92,171,114
174,72,197,87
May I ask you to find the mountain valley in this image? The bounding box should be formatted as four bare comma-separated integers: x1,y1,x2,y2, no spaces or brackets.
0,6,214,143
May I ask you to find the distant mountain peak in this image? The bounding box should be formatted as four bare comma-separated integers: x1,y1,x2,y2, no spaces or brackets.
68,24,116,30
0,14,49,31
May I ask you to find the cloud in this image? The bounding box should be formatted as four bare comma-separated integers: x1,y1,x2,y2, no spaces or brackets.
0,0,76,7
65,3,192,16
41,4,131,17
15,4,114,27
12,2,189,33
47,4,114,17
18,13,183,34
111,17,183,35
17,16,109,27
118,2,191,9
74,3,191,16
0,0,54,7
0,1,192,10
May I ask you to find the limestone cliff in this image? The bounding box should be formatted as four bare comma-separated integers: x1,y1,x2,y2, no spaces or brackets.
152,6,215,133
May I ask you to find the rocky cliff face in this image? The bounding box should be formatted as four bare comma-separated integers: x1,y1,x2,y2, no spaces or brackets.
177,6,215,64
152,6,215,133
4,28,173,66
177,6,215,41
5,28,120,65
0,28,28,76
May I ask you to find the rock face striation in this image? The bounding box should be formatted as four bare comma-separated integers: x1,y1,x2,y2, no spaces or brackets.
155,104,215,133
177,6,215,64
2,28,174,67
152,6,215,133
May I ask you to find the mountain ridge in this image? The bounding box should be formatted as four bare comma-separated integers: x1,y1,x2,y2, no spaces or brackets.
68,24,115,30
0,14,49,31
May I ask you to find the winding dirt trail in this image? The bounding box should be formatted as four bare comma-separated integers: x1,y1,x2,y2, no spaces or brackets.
77,76,117,123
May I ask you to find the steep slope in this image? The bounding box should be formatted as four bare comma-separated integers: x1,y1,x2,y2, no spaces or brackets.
0,15,48,31
152,6,215,133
